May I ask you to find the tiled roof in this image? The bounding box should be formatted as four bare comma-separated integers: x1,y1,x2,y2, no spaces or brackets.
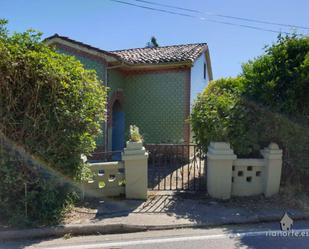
110,43,207,64
45,34,207,65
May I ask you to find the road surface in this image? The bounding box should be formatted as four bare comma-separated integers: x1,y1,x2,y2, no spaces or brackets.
1,221,309,249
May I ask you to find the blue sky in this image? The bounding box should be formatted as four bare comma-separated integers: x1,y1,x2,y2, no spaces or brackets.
1,0,308,79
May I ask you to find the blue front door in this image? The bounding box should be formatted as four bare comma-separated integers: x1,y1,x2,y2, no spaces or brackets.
112,110,125,160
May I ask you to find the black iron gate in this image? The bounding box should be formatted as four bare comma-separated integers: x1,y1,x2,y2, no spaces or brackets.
145,144,207,192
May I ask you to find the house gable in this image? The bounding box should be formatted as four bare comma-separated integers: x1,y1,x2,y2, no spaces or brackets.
44,35,212,146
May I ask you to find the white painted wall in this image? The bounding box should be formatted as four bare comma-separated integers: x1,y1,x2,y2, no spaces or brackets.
190,53,209,111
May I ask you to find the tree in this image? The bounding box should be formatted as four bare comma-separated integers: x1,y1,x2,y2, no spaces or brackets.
0,20,107,226
191,35,309,188
146,36,159,48
242,34,309,117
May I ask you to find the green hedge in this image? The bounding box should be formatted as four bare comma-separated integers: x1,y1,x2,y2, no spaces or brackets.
242,34,309,117
0,20,107,226
191,35,309,188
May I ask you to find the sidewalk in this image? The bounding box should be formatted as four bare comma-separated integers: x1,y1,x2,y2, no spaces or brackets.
1,193,309,240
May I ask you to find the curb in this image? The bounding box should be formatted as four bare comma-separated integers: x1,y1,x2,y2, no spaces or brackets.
1,213,309,241
0,224,147,241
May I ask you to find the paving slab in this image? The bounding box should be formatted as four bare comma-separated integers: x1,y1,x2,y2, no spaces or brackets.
1,193,309,241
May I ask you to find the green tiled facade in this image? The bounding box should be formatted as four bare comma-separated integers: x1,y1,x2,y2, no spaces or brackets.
56,47,188,146
123,71,187,143
107,69,125,95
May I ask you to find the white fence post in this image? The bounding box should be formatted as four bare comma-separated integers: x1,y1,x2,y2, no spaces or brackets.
122,141,148,200
207,142,236,199
261,143,283,197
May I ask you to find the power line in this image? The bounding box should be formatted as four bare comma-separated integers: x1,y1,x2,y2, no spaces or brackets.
135,0,202,14
134,0,309,30
111,0,196,18
110,0,292,35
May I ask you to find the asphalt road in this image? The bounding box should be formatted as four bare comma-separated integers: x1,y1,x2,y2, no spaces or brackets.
1,221,309,249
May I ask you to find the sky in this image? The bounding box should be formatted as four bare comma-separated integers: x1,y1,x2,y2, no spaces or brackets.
1,0,308,79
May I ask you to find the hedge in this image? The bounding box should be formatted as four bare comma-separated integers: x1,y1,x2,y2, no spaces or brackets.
0,20,107,226
191,35,309,188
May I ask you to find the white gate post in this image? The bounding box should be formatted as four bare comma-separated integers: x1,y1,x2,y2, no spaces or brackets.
207,142,236,199
261,143,283,197
122,141,148,200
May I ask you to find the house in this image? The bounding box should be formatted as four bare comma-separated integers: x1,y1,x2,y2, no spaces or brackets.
280,212,293,231
45,34,213,155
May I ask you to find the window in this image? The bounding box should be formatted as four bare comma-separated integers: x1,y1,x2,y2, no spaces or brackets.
203,63,207,79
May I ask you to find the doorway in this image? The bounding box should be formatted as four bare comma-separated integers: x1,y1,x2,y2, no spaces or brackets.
112,100,125,160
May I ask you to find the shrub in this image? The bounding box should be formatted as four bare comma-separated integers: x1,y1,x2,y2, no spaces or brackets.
0,20,107,226
0,143,79,226
242,34,309,117
192,78,243,151
191,35,309,188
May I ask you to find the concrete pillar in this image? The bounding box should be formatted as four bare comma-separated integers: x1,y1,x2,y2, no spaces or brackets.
207,142,236,199
261,143,282,197
122,141,148,200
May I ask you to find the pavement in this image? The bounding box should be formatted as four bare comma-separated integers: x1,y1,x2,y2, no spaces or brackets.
1,192,309,241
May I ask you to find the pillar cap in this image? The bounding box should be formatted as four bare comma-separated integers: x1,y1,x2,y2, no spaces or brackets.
207,142,237,160
269,142,279,150
261,143,282,159
122,149,148,160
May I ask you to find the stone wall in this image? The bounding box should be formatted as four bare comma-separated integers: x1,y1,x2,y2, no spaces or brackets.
83,141,148,200
207,142,282,199
83,161,125,197
232,159,264,196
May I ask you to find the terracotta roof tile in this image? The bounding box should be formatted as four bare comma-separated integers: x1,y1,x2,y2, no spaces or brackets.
110,43,207,64
45,34,207,65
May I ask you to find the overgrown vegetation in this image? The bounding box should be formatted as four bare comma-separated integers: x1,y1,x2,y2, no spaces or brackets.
191,35,309,189
0,20,107,226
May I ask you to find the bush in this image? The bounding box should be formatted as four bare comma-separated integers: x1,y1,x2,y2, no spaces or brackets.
0,20,107,226
0,143,79,226
242,35,309,117
191,35,309,188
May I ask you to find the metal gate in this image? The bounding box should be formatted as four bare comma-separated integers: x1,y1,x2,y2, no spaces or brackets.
145,144,207,192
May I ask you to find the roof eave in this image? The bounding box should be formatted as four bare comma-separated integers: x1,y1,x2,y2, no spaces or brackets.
113,60,193,71
191,45,213,81
204,48,213,81
44,35,122,63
